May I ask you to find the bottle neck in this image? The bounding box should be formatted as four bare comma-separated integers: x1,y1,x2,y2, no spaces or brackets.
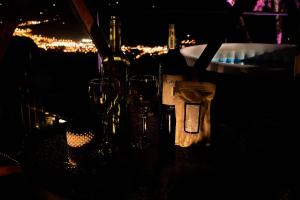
168,24,176,51
109,16,121,53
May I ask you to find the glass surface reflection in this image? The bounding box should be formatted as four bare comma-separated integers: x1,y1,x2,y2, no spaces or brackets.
88,78,120,115
127,75,159,150
87,78,121,161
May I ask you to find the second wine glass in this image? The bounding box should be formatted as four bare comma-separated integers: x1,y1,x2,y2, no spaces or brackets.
127,75,159,150
88,77,120,158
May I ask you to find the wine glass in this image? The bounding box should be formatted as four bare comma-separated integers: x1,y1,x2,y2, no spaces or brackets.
127,75,159,150
88,77,120,158
88,78,120,114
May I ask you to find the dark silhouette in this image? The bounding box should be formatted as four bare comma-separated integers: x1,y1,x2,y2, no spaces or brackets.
0,36,39,157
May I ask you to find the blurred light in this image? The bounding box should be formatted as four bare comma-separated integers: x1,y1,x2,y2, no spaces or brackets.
81,38,93,43
18,20,47,26
0,3,2,6
122,45,168,59
59,119,67,124
227,0,235,6
66,157,77,169
40,11,44,15
66,131,94,148
52,3,56,7
0,21,3,24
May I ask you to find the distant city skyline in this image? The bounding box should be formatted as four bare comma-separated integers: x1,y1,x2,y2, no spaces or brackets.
13,22,170,58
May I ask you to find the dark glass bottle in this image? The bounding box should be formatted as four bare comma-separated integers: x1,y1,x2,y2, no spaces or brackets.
159,24,187,160
102,15,130,148
102,15,130,95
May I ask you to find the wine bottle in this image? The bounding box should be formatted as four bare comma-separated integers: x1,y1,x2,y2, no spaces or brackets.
103,15,130,147
159,24,187,160
100,16,129,94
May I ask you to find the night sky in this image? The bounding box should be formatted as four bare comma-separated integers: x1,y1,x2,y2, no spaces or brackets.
1,0,299,45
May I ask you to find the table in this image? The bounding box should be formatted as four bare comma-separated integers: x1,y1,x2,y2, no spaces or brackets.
1,75,299,200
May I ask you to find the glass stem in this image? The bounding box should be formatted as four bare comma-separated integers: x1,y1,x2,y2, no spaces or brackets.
100,114,108,143
142,115,147,138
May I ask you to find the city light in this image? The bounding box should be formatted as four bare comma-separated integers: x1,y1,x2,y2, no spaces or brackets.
13,20,169,57
121,45,168,59
18,20,49,26
13,27,98,53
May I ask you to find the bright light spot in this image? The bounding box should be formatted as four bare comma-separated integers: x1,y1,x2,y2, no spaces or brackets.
52,3,56,7
152,4,156,8
40,11,44,15
0,3,2,6
116,1,119,4
59,119,67,124
0,21,3,24
81,38,93,43
62,21,65,25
